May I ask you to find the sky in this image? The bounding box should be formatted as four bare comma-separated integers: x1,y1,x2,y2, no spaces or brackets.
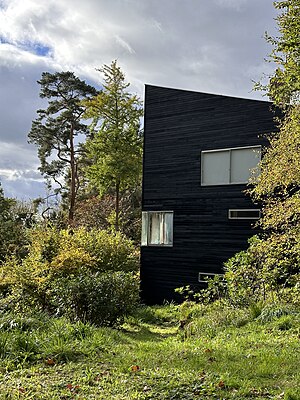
0,0,279,200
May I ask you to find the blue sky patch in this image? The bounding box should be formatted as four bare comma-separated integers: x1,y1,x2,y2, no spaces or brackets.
0,36,51,57
22,41,52,57
32,43,52,56
0,1,7,10
0,35,10,44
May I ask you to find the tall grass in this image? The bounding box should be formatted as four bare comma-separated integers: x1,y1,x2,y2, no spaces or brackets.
0,302,299,399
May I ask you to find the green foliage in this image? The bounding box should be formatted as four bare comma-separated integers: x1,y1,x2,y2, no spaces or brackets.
284,392,300,400
242,1,300,309
260,0,300,107
0,184,33,263
0,226,139,324
176,231,300,307
74,190,142,242
83,60,143,231
35,226,138,272
51,271,140,326
249,107,300,240
131,303,180,325
0,313,98,369
257,303,298,323
174,0,300,326
224,235,300,306
217,1,300,310
175,276,227,305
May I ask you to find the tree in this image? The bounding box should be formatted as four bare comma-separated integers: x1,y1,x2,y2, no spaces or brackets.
220,1,300,305
28,71,97,226
74,189,142,242
0,182,32,262
0,183,15,262
262,0,300,107
250,0,300,234
224,1,300,303
83,61,143,231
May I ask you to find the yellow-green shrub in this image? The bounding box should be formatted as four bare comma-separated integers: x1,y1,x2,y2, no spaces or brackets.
50,248,96,275
224,233,300,306
0,226,140,323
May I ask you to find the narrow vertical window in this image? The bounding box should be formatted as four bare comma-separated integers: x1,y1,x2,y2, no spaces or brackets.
164,212,173,245
141,211,173,246
149,213,162,245
141,212,148,246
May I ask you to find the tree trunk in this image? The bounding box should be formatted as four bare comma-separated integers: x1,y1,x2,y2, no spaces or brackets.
69,125,76,227
115,180,120,231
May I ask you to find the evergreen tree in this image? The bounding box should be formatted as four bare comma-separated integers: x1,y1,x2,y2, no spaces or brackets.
28,71,97,226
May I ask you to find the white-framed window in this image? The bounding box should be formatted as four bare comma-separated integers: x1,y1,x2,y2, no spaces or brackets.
201,145,261,185
228,209,260,220
141,211,173,246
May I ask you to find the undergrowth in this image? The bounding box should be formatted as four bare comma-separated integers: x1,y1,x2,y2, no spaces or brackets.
0,302,299,399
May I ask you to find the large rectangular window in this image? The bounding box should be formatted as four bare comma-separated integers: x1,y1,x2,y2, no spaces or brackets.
201,146,261,185
141,211,173,246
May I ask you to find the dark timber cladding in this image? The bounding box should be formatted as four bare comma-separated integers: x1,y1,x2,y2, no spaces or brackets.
141,84,276,305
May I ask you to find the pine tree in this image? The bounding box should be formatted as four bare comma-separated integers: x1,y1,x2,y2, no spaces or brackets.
28,71,97,226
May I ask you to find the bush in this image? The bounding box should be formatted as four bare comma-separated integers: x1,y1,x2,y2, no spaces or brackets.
0,226,140,325
175,232,300,309
75,228,139,272
177,301,251,340
50,271,139,326
257,303,298,324
26,226,139,274
224,235,300,306
175,276,227,305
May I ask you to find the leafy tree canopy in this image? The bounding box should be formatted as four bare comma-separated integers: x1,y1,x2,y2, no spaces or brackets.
0,183,32,262
263,0,300,107
83,61,143,231
250,0,300,234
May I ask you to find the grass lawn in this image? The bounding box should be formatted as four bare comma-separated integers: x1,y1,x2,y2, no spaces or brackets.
0,302,299,399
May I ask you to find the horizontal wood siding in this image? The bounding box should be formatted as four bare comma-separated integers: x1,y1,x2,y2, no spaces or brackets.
141,85,276,304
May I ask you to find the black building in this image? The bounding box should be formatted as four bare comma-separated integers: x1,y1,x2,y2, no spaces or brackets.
140,85,276,305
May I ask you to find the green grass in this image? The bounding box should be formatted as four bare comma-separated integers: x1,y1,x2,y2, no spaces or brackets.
0,302,299,399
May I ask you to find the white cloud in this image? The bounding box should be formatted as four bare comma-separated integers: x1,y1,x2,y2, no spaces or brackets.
115,35,135,55
0,0,279,199
0,168,43,182
0,168,19,181
0,142,40,173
